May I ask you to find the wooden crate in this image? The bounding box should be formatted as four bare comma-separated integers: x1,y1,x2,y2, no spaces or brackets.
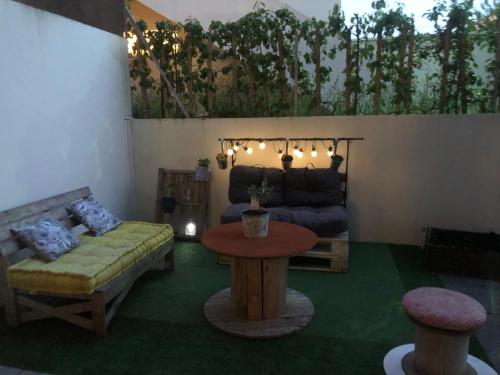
155,169,210,240
289,232,349,272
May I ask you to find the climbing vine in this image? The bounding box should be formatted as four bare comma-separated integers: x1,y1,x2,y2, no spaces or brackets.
127,0,500,118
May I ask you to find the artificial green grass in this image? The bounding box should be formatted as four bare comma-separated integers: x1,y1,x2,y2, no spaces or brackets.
0,242,491,374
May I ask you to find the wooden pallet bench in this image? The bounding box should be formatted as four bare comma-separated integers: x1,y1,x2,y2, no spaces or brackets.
0,187,174,336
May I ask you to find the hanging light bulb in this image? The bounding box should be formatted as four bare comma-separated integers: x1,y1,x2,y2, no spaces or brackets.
244,146,253,155
292,144,300,157
259,140,266,150
278,149,284,159
297,147,304,159
327,146,334,157
227,148,234,156
233,141,240,151
311,147,318,158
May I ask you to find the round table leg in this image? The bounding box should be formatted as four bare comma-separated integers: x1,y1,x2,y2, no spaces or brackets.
231,257,287,320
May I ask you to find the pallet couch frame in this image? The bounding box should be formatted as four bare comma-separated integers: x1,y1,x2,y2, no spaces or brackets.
0,187,174,336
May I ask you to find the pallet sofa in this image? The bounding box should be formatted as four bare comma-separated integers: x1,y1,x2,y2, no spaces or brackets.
0,187,174,336
220,166,349,272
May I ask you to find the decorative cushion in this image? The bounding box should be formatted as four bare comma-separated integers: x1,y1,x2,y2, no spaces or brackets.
228,166,263,204
285,168,343,207
7,222,173,295
68,199,121,236
402,287,487,332
262,168,285,206
11,217,80,262
220,203,348,237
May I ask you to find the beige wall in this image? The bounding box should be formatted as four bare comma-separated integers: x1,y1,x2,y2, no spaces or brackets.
131,115,500,245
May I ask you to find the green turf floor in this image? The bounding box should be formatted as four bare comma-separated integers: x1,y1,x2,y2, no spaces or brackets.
0,242,490,374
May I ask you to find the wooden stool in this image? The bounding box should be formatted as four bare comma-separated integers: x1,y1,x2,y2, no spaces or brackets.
401,287,487,375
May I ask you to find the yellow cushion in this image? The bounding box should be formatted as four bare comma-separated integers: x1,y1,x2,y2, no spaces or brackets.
7,221,173,295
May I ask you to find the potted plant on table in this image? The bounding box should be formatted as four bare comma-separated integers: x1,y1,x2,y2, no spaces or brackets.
161,184,176,213
241,178,273,238
195,158,210,181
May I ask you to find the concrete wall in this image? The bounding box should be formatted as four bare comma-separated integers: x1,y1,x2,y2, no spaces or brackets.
132,115,500,245
0,1,134,218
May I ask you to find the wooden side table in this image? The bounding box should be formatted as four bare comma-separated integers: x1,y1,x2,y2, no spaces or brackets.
202,221,318,338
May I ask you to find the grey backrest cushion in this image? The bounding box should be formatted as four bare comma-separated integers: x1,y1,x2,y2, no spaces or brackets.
68,198,121,236
284,168,343,207
228,166,285,207
11,217,80,261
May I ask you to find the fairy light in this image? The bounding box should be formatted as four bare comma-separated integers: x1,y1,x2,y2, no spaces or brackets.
233,142,240,151
327,146,334,157
227,148,234,156
278,149,284,159
244,146,253,155
292,144,300,157
311,147,318,158
259,140,266,150
297,147,304,159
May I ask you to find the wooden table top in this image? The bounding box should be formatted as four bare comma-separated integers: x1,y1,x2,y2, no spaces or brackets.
202,221,317,258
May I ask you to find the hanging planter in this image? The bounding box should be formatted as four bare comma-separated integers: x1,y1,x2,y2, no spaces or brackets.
216,152,228,170
281,154,293,170
330,154,344,170
161,184,176,213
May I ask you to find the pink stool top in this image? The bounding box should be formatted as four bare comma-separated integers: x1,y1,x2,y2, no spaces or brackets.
402,287,487,332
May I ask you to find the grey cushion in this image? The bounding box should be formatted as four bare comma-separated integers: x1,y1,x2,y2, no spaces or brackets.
11,217,80,261
68,198,121,236
220,203,348,237
285,168,343,207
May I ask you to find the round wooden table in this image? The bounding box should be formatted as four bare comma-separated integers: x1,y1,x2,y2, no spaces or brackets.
202,221,318,339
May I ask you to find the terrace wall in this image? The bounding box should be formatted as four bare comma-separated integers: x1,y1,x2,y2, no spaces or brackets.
132,115,500,245
0,1,135,218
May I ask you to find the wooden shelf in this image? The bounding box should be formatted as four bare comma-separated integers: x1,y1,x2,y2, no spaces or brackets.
155,169,210,238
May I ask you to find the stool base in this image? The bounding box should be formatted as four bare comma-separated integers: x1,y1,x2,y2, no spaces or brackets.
402,351,477,375
383,344,497,375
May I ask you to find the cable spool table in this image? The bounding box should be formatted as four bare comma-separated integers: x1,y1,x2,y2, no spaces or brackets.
202,221,318,339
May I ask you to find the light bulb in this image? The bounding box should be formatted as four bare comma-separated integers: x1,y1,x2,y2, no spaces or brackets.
246,147,253,155
185,222,196,237
327,146,334,157
297,148,304,159
311,148,318,158
227,148,234,156
259,141,266,150
292,145,300,157
278,150,283,159
233,142,240,151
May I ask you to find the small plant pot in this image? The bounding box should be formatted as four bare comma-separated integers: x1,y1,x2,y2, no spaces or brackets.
330,155,344,170
241,209,271,239
281,154,293,170
161,197,176,213
195,166,210,181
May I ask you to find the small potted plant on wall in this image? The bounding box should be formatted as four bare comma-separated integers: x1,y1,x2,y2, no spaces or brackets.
195,158,210,181
161,184,176,213
216,152,228,170
241,178,273,238
330,154,344,170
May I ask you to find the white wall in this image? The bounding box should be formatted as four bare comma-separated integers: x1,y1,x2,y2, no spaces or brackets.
0,0,135,218
132,115,500,246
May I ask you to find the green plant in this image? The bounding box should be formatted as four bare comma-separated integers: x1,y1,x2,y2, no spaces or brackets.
198,158,210,168
248,178,273,209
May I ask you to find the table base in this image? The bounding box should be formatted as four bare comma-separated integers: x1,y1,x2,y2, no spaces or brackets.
204,287,314,339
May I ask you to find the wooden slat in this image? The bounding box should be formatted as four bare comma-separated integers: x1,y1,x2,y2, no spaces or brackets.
17,295,93,330
262,258,287,320
246,259,263,321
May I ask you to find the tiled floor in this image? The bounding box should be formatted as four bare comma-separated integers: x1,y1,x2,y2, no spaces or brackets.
0,367,49,375
440,273,500,372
